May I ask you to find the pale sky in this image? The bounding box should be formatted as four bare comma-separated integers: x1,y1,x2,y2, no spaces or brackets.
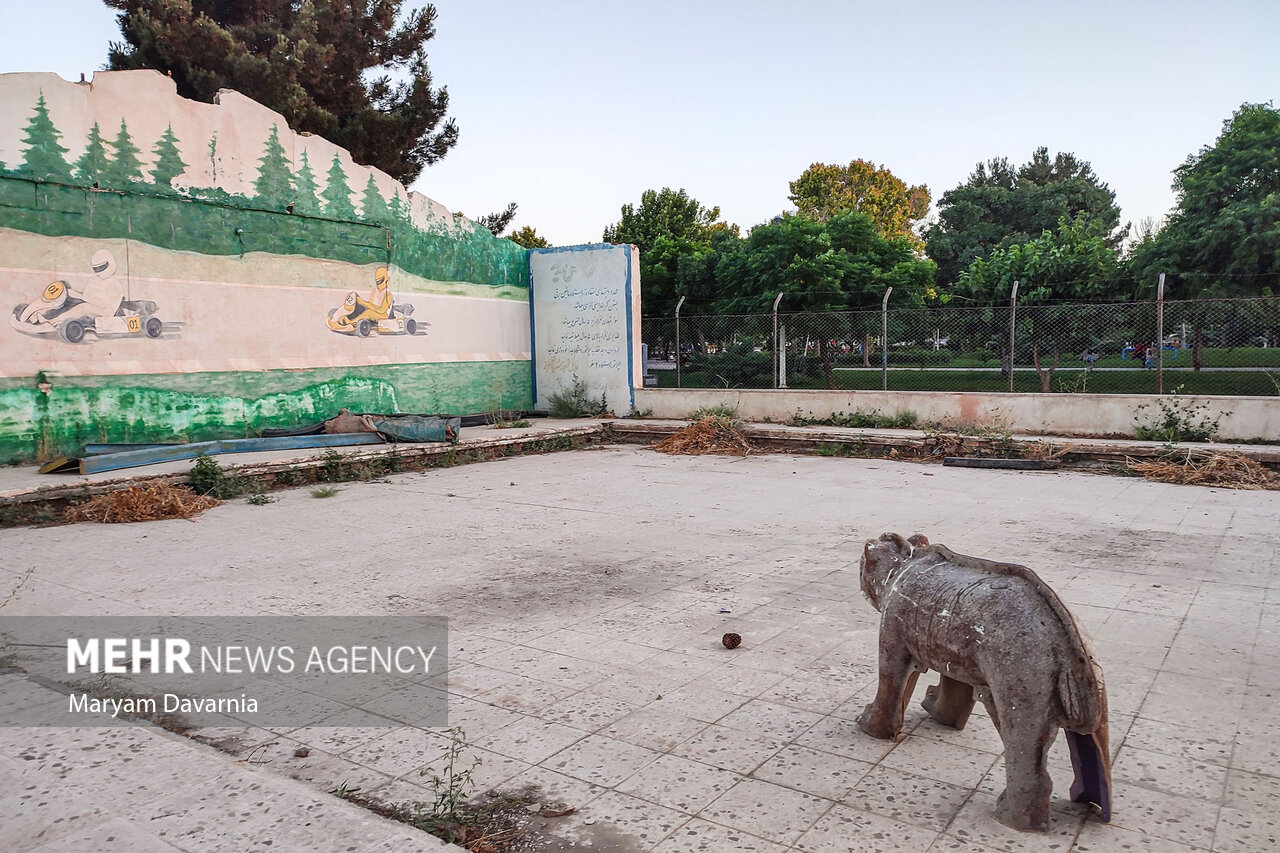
2,1,1277,247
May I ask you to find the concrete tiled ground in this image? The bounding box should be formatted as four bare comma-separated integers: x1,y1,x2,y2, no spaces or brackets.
2,441,1278,851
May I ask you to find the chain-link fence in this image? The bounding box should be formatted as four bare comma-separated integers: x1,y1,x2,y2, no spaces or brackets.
642,296,1280,396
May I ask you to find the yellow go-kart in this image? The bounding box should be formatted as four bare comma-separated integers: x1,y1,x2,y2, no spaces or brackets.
327,291,418,337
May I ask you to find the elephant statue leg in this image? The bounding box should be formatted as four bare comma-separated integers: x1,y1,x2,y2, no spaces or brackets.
976,686,1001,734
922,675,976,730
992,710,1059,832
858,643,923,740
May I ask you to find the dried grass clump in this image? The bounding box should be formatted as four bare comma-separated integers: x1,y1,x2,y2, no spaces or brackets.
67,481,222,523
1024,442,1076,462
1128,451,1279,490
653,416,755,457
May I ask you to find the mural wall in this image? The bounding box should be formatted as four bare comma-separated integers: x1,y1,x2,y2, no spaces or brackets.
0,70,533,462
530,244,640,416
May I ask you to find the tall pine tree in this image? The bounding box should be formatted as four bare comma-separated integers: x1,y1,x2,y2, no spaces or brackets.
102,118,144,187
322,154,356,220
150,124,186,189
19,93,72,182
253,124,294,210
73,122,111,186
293,150,321,215
107,0,459,184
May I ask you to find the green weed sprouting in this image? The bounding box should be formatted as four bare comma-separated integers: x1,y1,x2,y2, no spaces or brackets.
547,377,610,418
1134,388,1229,443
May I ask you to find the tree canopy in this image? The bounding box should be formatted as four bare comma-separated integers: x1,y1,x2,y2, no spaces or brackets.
603,187,735,315
603,187,726,254
955,214,1126,305
924,147,1124,287
507,225,549,249
105,0,458,185
1129,102,1280,298
714,211,936,386
717,212,936,313
788,160,930,247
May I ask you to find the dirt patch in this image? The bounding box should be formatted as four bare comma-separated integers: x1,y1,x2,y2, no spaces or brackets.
336,783,602,853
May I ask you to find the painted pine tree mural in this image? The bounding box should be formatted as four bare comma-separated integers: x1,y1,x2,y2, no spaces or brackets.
19,93,72,182
293,150,322,215
254,124,294,210
150,124,186,189
388,190,411,224
103,118,143,187
73,121,110,186
361,173,390,223
322,154,356,220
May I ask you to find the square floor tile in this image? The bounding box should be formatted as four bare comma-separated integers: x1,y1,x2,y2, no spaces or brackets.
699,777,832,846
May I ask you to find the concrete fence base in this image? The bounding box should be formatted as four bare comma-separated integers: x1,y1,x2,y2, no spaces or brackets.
634,388,1280,442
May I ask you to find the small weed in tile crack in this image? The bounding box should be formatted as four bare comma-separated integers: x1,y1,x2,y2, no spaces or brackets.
329,727,582,852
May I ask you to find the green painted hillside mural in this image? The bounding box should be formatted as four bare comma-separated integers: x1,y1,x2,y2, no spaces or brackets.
0,91,527,289
0,362,531,463
0,74,535,463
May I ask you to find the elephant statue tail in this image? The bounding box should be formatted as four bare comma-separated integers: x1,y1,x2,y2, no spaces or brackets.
1061,650,1112,822
1056,642,1104,732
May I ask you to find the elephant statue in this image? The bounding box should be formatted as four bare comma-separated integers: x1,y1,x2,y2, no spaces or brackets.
856,532,1110,832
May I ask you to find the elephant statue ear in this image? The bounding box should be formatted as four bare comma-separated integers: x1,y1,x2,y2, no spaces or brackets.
907,533,930,548
875,532,910,552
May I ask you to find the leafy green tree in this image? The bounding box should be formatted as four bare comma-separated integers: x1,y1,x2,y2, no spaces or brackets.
322,154,356,220
604,187,734,315
19,93,72,182
956,214,1125,305
292,150,322,215
716,212,936,386
360,173,390,223
925,148,1125,287
789,160,930,246
673,228,741,306
102,118,144,187
106,0,458,184
957,215,1126,389
1130,102,1279,298
73,122,111,186
149,124,186,189
508,225,549,249
253,124,294,209
1127,102,1280,370
604,187,724,252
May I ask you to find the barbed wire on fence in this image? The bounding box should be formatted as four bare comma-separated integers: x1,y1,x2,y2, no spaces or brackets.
641,294,1280,397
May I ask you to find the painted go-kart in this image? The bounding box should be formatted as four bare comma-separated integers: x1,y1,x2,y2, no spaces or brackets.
10,281,163,343
326,292,418,337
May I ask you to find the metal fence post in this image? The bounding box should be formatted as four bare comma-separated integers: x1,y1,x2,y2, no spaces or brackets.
1007,280,1019,393
881,287,892,391
772,292,784,389
1156,273,1166,394
779,321,788,388
675,295,686,389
